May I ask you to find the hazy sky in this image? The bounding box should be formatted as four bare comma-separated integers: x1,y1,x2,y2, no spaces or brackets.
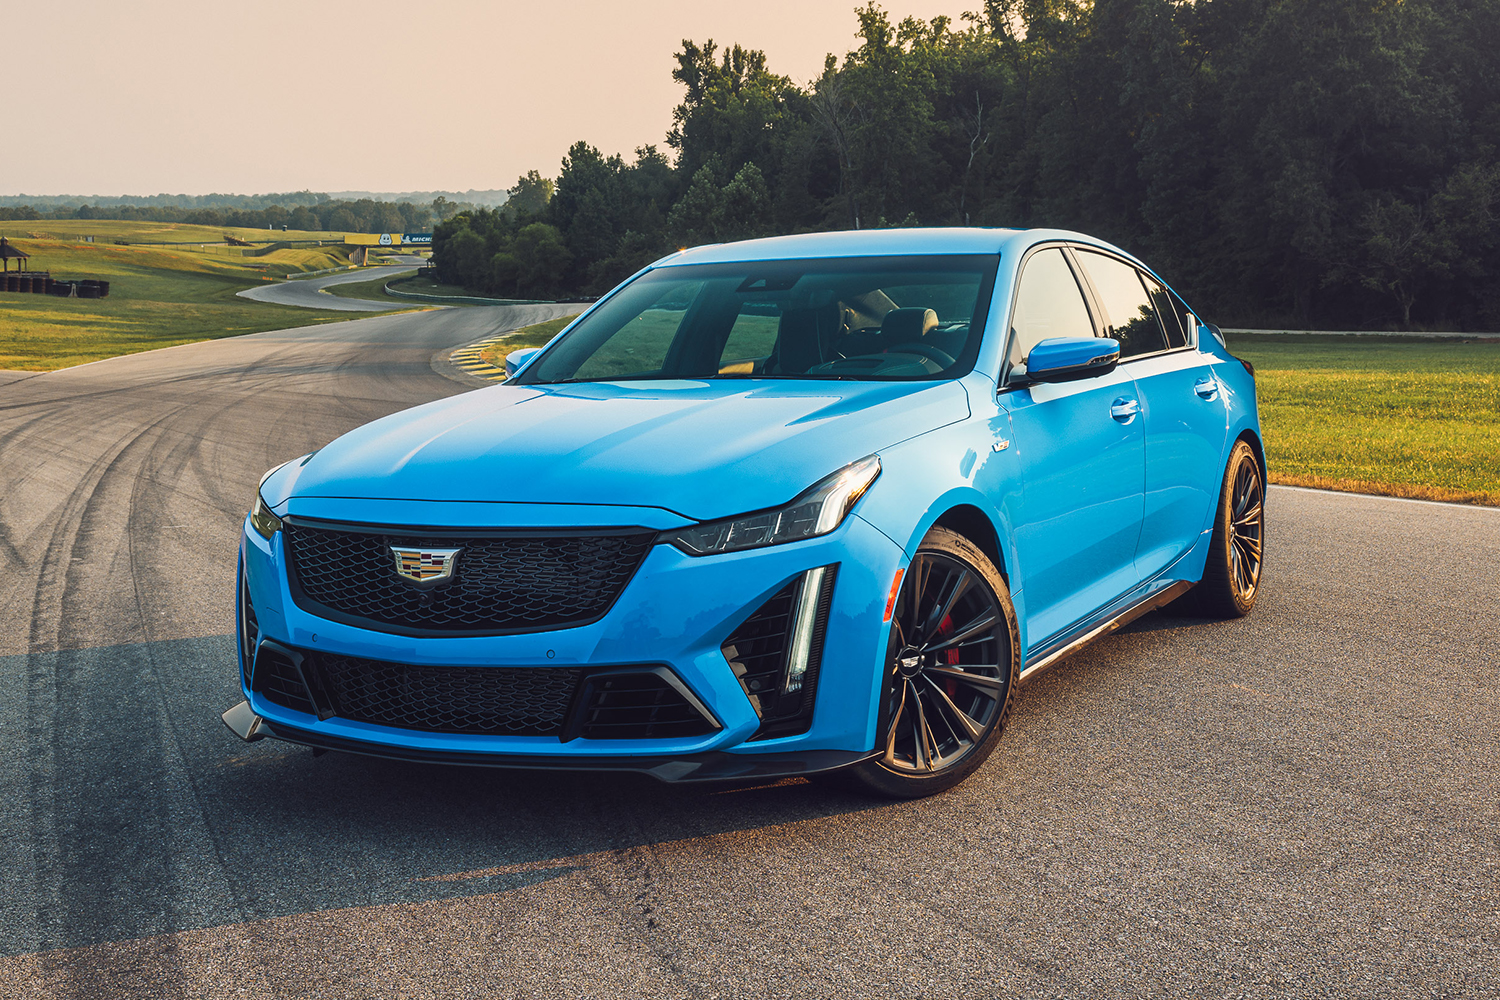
3,0,978,198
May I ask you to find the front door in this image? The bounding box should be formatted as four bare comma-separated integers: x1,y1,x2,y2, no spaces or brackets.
990,247,1146,652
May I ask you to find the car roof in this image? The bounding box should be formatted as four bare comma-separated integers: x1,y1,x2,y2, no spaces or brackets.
656,227,1133,267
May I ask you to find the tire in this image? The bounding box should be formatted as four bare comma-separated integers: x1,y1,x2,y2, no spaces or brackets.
840,526,1021,799
1178,438,1265,618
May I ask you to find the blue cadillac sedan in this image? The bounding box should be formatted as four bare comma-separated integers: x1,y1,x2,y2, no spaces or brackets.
223,228,1264,797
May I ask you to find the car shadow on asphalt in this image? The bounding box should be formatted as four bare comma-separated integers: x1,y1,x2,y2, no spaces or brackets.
4,634,899,953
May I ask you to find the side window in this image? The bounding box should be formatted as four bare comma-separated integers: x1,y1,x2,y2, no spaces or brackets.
1009,248,1095,367
1075,250,1168,359
1143,274,1189,349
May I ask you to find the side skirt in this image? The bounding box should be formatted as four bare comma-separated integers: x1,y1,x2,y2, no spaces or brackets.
1017,578,1194,686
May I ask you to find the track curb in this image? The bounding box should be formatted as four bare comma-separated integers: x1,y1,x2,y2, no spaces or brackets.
446,337,510,382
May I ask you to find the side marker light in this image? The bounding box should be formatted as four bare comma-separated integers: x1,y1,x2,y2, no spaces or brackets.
883,567,905,623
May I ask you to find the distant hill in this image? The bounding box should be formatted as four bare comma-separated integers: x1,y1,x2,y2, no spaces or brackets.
0,191,328,210
0,189,509,210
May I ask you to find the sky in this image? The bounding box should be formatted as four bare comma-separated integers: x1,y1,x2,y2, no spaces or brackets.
2,0,979,198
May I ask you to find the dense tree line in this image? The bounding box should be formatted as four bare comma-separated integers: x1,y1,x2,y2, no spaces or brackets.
0,197,460,235
435,0,1500,329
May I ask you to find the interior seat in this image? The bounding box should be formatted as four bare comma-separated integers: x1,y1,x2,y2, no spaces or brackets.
769,303,842,373
879,307,940,347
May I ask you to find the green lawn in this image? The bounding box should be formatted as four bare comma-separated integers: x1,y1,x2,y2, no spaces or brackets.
0,238,356,370
2,219,346,245
1228,334,1500,505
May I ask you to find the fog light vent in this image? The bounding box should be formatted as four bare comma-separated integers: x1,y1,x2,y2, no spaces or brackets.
722,565,837,741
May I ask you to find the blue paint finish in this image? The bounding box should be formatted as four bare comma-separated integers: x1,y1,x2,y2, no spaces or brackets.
1024,336,1121,381
265,379,970,522
237,228,1262,768
996,365,1147,649
1130,349,1231,582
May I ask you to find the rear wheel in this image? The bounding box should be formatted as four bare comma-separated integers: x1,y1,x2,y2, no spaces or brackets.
843,527,1019,798
1180,438,1264,618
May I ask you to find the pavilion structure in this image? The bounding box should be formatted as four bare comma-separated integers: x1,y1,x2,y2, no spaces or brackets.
0,237,30,273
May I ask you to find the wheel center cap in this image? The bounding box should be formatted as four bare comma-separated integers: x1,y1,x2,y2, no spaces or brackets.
897,647,924,677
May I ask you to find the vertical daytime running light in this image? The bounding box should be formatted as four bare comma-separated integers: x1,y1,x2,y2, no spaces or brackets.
783,567,828,694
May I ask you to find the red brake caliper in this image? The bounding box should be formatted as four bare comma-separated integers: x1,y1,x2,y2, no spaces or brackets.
937,615,960,696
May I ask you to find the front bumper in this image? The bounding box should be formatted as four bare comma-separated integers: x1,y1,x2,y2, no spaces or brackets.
221,700,878,782
235,499,907,768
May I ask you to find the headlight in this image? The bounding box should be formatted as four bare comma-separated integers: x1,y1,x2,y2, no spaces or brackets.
250,492,282,539
663,455,881,556
249,464,286,540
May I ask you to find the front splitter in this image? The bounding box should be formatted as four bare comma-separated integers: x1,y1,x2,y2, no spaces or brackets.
220,701,875,783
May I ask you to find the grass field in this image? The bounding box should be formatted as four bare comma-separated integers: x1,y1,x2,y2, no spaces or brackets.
1,219,346,246
1228,334,1500,505
0,237,355,370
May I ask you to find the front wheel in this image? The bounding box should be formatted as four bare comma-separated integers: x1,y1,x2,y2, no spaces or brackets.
843,527,1020,799
1180,438,1265,618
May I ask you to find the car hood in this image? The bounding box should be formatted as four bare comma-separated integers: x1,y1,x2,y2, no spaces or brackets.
267,379,970,522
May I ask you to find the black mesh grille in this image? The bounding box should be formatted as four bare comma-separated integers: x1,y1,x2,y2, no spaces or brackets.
283,520,654,636
251,642,715,741
575,672,716,740
315,652,579,735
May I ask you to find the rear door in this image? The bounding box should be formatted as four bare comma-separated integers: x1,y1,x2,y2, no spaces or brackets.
1070,248,1228,581
992,246,1146,650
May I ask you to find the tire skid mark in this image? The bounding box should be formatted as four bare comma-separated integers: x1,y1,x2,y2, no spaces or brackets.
573,789,705,996
31,402,207,995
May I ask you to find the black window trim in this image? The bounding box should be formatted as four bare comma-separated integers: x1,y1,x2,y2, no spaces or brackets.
996,241,1104,391
1066,244,1201,365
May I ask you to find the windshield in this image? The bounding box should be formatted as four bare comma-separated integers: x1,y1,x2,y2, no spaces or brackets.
517,255,999,384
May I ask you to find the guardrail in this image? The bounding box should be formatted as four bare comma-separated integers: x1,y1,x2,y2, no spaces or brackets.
285,264,362,280
1225,327,1500,339
381,283,555,306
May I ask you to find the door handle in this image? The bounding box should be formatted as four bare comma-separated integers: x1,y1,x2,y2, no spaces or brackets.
1194,377,1220,400
1110,397,1141,422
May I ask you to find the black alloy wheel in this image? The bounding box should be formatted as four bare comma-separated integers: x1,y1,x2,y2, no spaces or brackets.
845,527,1019,798
1179,438,1265,618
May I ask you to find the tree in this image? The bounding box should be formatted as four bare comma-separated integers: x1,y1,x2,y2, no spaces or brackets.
326,207,358,233
506,170,554,219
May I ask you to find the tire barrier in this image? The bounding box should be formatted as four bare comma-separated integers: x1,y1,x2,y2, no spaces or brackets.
0,273,108,298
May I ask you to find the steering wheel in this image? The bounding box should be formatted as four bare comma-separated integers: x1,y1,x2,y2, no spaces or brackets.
884,342,956,368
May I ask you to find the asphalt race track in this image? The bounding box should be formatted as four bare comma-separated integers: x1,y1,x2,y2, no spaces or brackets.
0,308,1495,998
235,260,423,312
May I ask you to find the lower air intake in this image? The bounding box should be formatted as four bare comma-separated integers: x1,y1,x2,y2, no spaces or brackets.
570,670,718,741
312,653,581,736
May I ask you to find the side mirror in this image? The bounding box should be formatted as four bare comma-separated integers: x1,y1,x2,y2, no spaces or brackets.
1018,337,1120,384
504,347,541,378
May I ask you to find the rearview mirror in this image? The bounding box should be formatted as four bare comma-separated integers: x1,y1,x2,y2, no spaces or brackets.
1017,337,1119,384
504,347,541,378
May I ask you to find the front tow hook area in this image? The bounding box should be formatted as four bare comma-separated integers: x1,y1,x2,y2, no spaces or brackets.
222,700,270,742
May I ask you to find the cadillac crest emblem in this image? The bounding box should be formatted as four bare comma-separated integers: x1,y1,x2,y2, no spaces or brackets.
390,546,461,586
